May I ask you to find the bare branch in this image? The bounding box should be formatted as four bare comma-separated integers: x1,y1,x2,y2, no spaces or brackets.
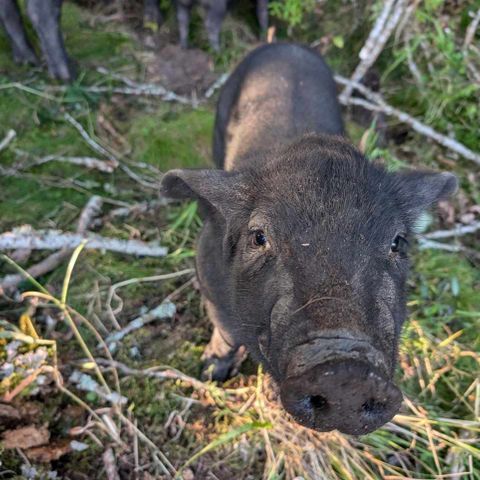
0,197,103,292
0,129,16,153
64,113,119,165
102,448,120,480
103,300,176,349
95,358,208,392
423,221,480,240
205,73,230,99
340,0,408,103
107,198,172,219
464,8,480,50
335,75,480,166
34,155,117,173
0,228,168,257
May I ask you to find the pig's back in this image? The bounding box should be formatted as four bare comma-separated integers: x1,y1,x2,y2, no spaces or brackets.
213,43,344,170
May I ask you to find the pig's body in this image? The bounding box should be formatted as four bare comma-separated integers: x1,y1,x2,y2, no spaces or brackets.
161,43,457,435
0,0,74,81
213,43,343,169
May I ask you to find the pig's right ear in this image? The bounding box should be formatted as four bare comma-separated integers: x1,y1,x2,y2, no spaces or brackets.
160,168,242,217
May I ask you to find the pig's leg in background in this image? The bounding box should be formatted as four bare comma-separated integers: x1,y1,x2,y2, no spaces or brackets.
176,1,192,49
0,0,38,65
204,0,227,51
256,0,269,35
201,299,246,382
26,0,75,81
143,0,163,30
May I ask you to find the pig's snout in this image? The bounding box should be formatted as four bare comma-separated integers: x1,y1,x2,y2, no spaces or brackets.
279,337,402,435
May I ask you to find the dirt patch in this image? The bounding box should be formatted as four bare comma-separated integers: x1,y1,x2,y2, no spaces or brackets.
145,44,218,96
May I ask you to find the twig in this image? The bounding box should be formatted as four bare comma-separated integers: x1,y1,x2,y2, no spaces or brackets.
77,196,104,232
64,112,119,165
205,73,230,99
107,198,172,219
69,370,127,405
335,75,480,166
423,221,480,240
464,8,480,50
95,358,208,392
102,448,120,480
93,67,196,106
0,197,103,292
417,239,464,253
0,227,168,257
340,0,408,102
0,129,16,153
34,155,117,173
103,300,176,349
105,268,194,331
120,164,159,189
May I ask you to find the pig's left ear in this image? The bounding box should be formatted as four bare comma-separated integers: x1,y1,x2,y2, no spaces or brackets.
399,171,458,212
160,168,244,217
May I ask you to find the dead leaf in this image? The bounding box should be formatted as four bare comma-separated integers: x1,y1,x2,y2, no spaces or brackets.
25,439,72,463
0,403,21,421
437,200,456,226
1,424,50,449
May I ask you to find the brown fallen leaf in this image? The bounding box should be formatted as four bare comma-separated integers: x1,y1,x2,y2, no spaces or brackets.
25,439,72,463
1,424,50,449
0,403,21,422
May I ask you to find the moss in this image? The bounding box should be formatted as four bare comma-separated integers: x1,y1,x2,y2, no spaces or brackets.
129,107,214,171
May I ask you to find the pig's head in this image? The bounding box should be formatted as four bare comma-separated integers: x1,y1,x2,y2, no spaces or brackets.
161,134,457,435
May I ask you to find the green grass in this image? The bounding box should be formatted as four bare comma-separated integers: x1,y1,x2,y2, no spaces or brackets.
0,0,479,478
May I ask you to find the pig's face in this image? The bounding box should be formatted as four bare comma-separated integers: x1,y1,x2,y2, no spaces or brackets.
161,135,457,435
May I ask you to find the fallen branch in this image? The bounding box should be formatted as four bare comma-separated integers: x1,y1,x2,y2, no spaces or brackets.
464,8,480,50
335,75,480,166
0,197,103,292
103,300,176,350
340,0,408,102
423,221,480,240
105,269,194,330
107,198,171,219
0,227,168,257
64,112,119,165
417,239,464,253
95,358,207,392
34,155,117,173
69,370,127,405
94,67,196,106
205,73,230,99
0,129,16,153
102,448,120,480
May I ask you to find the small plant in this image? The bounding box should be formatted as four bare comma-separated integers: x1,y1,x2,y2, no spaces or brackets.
269,0,317,29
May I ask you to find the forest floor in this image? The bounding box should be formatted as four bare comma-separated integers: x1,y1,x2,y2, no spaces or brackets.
0,1,479,479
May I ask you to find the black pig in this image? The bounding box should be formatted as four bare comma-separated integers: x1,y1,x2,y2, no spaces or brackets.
0,0,74,81
176,0,269,51
161,43,457,435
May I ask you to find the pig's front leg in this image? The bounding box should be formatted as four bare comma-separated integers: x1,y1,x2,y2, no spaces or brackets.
0,0,38,65
204,0,227,51
176,1,192,49
201,299,246,382
256,0,269,35
143,0,163,30
26,0,75,81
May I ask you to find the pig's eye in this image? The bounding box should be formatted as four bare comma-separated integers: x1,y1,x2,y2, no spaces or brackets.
251,229,268,248
390,234,408,255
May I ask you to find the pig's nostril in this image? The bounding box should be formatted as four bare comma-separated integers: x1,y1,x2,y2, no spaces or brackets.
362,398,387,417
310,395,329,412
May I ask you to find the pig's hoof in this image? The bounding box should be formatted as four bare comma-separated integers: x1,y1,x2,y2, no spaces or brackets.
48,60,76,82
12,47,38,66
201,346,247,382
